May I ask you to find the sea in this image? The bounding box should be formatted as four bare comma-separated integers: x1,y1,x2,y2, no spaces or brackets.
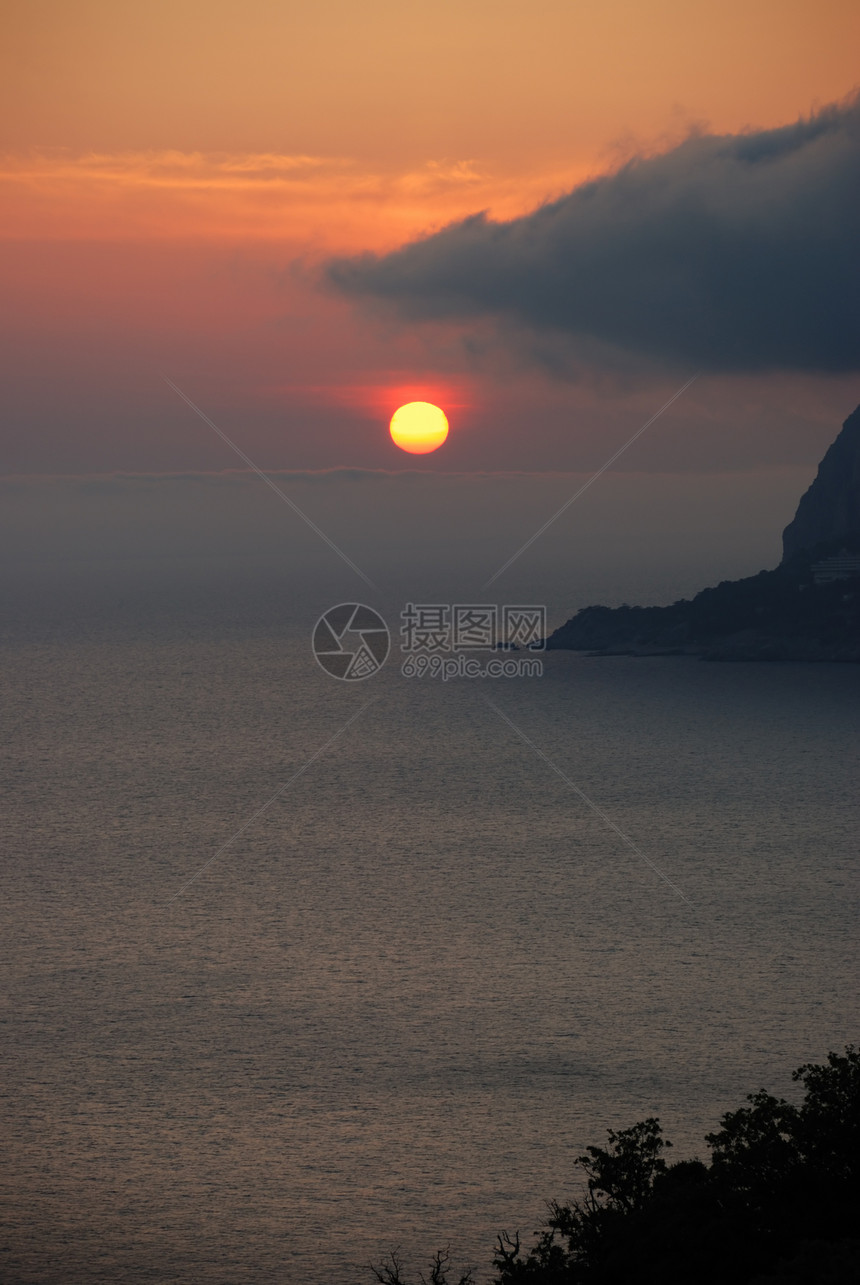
2,557,858,1284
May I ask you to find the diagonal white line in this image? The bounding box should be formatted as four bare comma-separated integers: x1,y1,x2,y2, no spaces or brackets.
165,697,377,904
483,374,699,588
162,374,378,591
483,694,692,905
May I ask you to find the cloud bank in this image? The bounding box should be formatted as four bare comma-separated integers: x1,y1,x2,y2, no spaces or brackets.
0,468,807,613
328,99,860,373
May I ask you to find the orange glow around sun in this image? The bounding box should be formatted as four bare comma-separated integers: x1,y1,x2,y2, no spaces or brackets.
389,401,449,454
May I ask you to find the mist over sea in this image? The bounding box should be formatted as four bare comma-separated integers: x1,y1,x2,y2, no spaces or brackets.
2,555,858,1284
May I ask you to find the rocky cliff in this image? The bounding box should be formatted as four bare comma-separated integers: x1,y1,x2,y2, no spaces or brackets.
782,404,860,558
546,403,860,662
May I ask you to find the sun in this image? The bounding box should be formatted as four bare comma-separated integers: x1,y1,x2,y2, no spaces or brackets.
389,401,449,454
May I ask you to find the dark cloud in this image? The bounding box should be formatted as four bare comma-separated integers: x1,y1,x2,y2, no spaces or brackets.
328,99,860,373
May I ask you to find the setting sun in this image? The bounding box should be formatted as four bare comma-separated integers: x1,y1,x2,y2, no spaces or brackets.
389,401,449,454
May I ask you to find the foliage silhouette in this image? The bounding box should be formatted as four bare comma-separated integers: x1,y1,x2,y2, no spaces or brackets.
369,1047,860,1285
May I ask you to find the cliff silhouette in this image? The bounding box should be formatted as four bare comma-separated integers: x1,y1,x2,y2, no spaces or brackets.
547,404,860,662
783,404,860,558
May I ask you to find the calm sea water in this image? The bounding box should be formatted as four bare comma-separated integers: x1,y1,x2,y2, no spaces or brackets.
2,563,858,1284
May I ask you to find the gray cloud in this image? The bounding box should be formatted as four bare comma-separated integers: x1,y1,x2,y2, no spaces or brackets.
328,99,860,373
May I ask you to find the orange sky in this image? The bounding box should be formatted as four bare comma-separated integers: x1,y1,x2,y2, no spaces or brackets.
3,0,859,247
1,0,858,475
5,1,859,154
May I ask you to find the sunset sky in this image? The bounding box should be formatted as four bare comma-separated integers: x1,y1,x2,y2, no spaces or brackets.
2,0,859,572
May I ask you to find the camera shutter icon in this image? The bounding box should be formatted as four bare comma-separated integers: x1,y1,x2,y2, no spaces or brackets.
312,603,390,681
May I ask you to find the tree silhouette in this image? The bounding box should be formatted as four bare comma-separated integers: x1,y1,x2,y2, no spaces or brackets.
367,1047,860,1285
369,1246,474,1285
493,1045,860,1284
